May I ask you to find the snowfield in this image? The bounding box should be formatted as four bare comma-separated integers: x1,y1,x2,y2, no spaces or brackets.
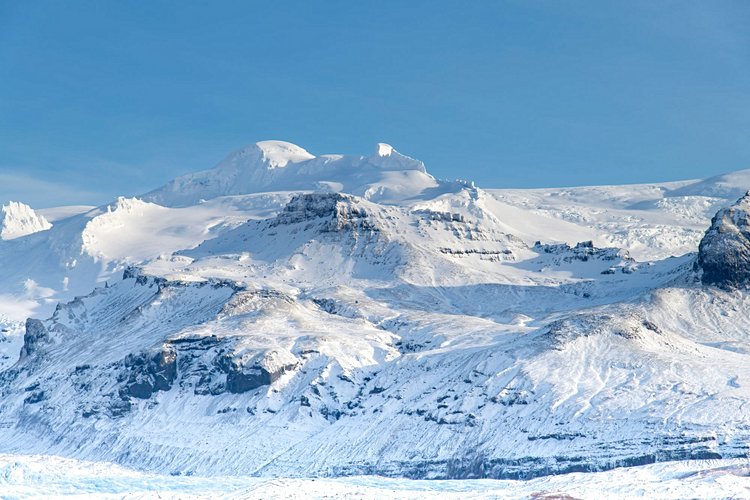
2,140,750,496
1,455,749,499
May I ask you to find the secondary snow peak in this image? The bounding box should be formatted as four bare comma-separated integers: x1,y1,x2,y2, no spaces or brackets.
368,143,427,173
0,201,52,240
376,143,394,157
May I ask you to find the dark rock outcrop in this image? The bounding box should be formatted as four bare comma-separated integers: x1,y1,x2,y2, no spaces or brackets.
225,363,274,394
122,345,178,399
273,193,377,233
220,354,298,394
533,240,631,264
697,192,750,289
21,318,49,358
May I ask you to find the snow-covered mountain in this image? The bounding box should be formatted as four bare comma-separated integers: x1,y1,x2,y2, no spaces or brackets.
144,140,446,207
1,140,750,480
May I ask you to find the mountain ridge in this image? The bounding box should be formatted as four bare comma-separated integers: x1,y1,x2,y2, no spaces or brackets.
143,141,435,208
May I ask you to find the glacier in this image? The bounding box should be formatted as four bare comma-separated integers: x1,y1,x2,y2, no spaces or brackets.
1,141,750,495
0,454,748,499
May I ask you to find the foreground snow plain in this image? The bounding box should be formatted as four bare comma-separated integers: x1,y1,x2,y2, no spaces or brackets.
2,141,750,496
1,455,748,499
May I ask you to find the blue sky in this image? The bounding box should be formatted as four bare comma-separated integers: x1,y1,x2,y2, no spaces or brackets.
1,1,749,207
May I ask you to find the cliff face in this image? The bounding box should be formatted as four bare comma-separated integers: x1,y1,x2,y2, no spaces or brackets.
697,192,750,289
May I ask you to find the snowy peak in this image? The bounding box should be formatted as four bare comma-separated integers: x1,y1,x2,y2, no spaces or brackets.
144,140,437,207
368,142,427,173
376,143,394,157
0,201,52,240
256,140,316,168
143,141,316,206
217,140,316,172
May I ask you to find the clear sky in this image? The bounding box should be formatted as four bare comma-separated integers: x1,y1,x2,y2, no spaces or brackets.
1,1,749,207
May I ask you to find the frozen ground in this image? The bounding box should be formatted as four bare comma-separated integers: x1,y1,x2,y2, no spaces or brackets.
1,455,748,499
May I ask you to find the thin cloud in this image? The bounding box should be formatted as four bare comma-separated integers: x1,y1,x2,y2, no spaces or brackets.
0,171,102,208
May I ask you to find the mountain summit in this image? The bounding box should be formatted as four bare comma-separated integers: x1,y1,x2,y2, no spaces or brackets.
369,142,427,173
144,141,437,207
245,140,316,168
211,140,316,174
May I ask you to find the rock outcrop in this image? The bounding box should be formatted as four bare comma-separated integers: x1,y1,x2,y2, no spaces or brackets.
122,346,178,399
697,192,750,289
21,318,49,359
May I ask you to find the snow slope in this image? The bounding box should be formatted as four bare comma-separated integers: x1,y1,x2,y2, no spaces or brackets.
1,140,750,485
0,192,290,320
488,182,729,261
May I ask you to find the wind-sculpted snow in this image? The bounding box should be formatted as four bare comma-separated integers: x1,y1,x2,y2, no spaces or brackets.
3,140,750,485
0,201,51,240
